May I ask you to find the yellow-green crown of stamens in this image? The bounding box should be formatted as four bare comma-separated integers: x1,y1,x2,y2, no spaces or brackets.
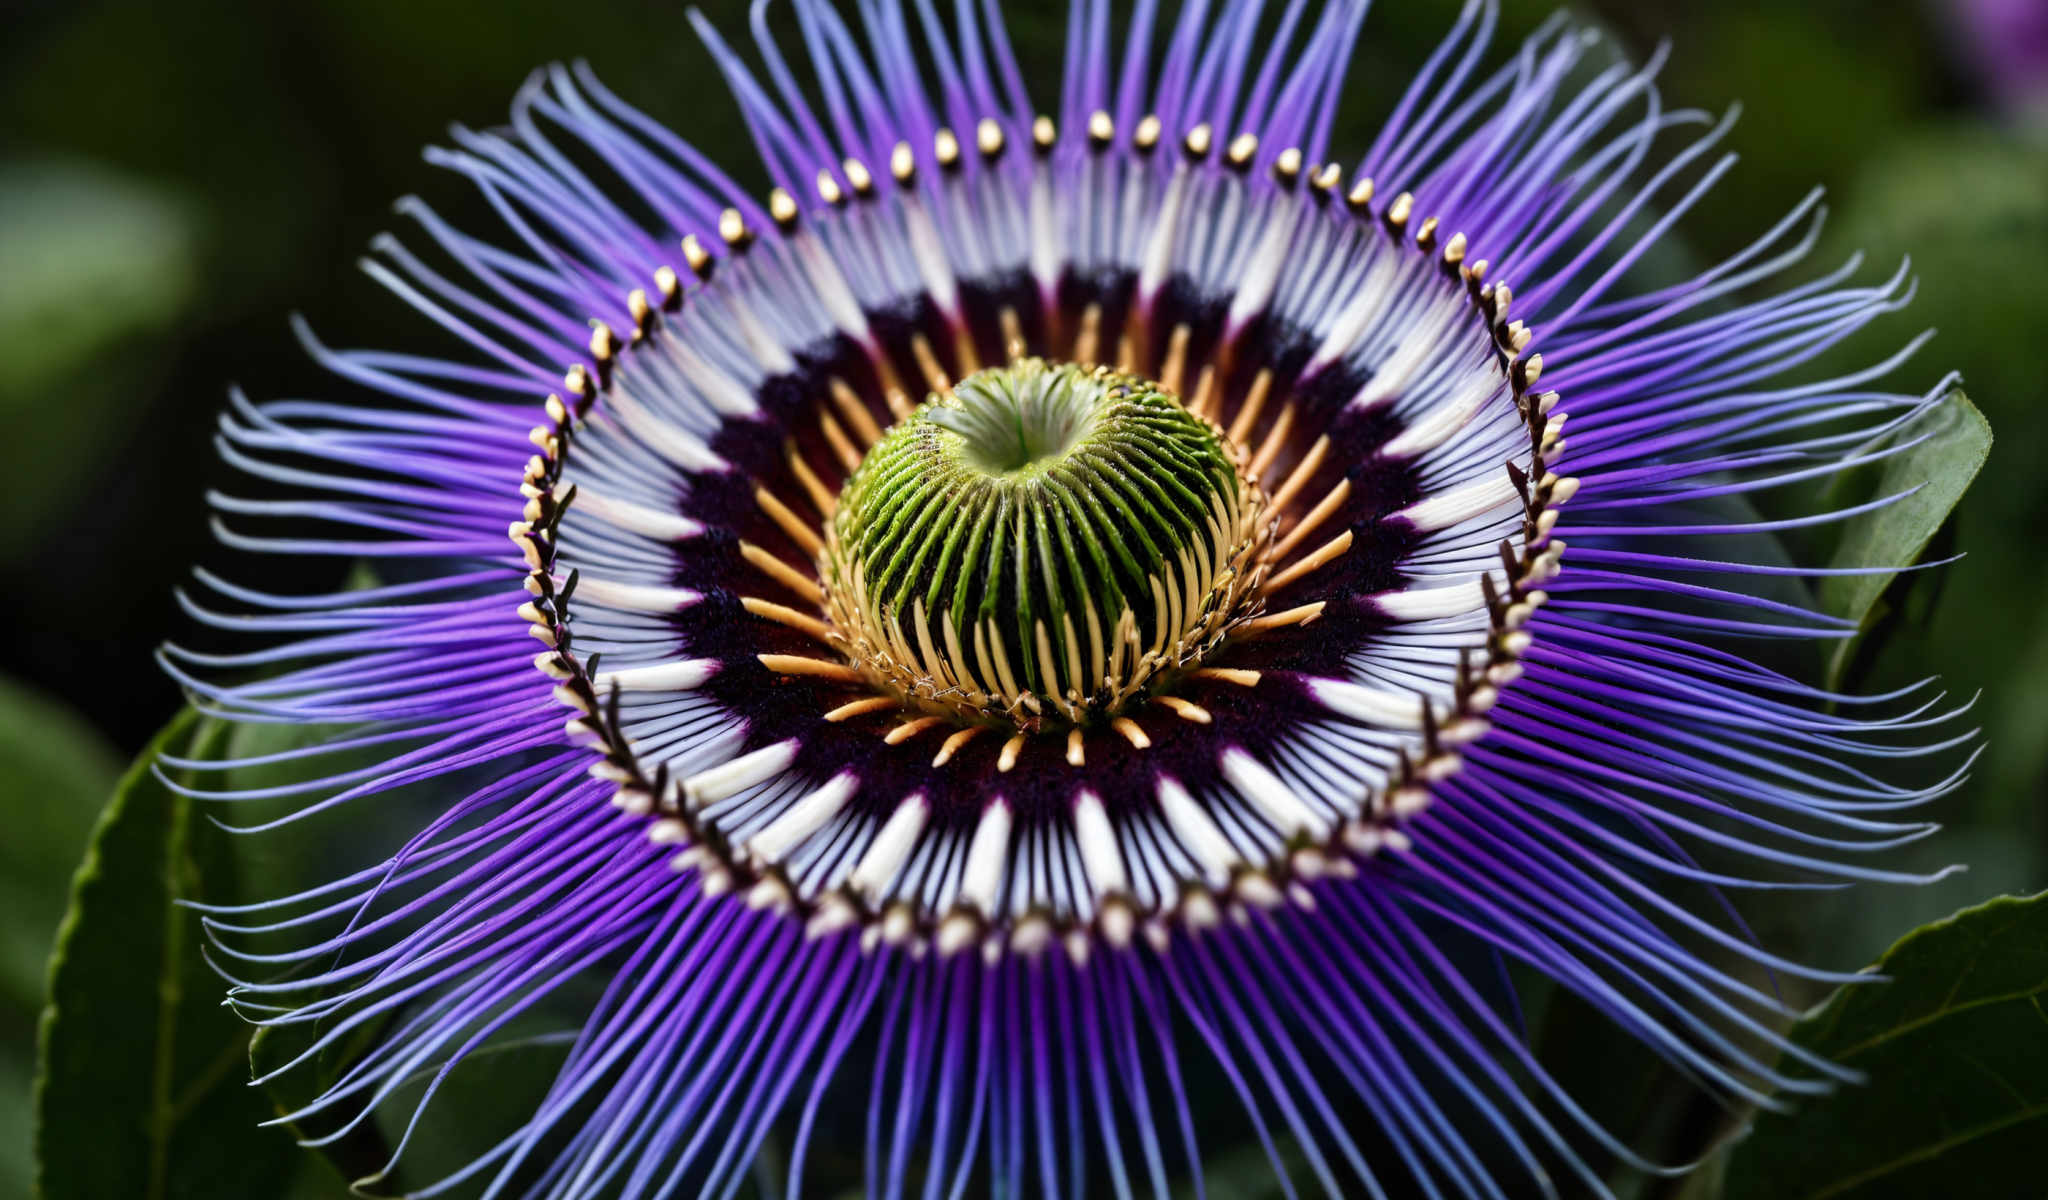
823,359,1269,727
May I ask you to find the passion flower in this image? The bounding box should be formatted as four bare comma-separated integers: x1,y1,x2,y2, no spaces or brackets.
169,1,1972,1195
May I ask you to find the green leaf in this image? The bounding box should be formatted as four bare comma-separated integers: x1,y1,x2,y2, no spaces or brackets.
1820,390,1991,688
0,161,195,391
0,161,198,557
32,709,305,1200
0,678,122,1198
0,678,121,1018
1723,890,2048,1199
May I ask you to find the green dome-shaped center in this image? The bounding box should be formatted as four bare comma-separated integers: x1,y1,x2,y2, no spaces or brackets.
822,359,1268,727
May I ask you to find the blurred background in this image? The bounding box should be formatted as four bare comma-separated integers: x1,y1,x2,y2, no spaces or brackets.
3,0,2043,1193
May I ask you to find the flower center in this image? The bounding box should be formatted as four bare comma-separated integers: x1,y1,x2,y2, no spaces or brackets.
821,359,1270,729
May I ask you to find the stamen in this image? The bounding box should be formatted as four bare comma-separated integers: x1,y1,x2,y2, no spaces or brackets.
1188,365,1218,420
741,596,833,643
818,410,862,474
1227,368,1274,445
1158,323,1192,397
1265,530,1353,592
885,716,945,745
1247,401,1297,479
1072,303,1102,364
758,654,863,683
785,446,836,517
998,307,1027,363
825,696,899,722
1269,479,1351,562
998,733,1026,772
754,486,824,556
910,333,954,397
932,726,981,766
828,377,884,447
738,541,817,600
1267,434,1329,516
1236,602,1326,635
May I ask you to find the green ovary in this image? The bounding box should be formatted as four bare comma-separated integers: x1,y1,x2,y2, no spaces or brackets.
823,358,1266,726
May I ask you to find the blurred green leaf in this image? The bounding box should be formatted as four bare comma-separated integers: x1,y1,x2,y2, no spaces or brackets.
1820,390,1990,689
0,677,120,1198
0,161,195,390
1724,890,2048,1199
33,709,303,1200
0,675,119,1003
0,679,121,1015
0,161,198,557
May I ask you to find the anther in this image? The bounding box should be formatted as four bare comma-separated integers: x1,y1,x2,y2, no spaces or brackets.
1271,147,1303,187
976,117,1006,161
934,127,962,172
1183,123,1213,160
1133,114,1162,154
768,188,799,232
653,265,682,311
718,208,753,252
890,141,916,185
842,157,875,197
1031,115,1057,156
816,169,846,208
1345,176,1375,214
626,288,653,339
681,234,714,279
1224,132,1258,172
1087,110,1114,149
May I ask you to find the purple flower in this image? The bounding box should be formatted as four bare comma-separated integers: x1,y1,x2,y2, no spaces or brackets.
168,1,1972,1195
1949,0,2048,117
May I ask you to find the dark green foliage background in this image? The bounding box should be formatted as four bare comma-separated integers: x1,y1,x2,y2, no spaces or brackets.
4,0,2044,1196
